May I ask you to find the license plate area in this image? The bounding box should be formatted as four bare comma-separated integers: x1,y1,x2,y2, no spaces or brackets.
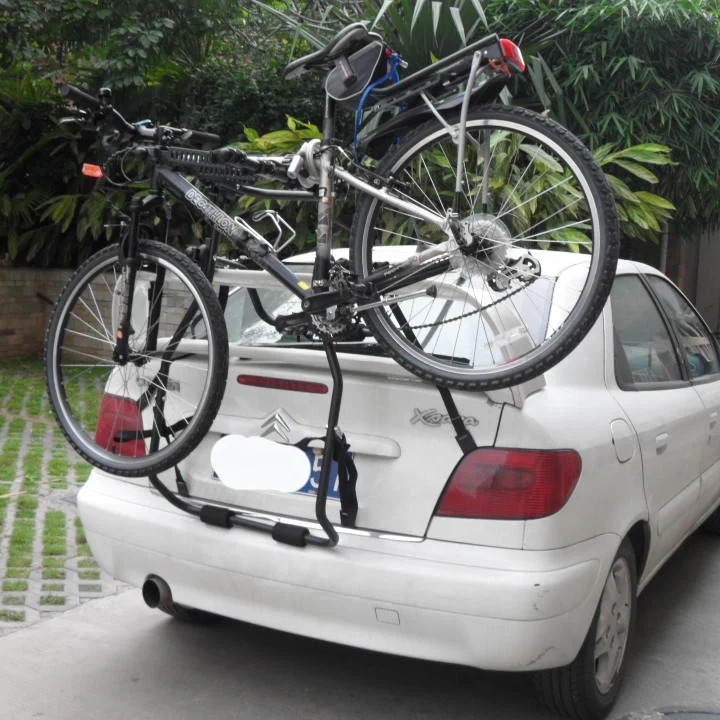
296,448,341,499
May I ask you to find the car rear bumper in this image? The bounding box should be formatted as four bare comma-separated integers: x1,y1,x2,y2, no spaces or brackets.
79,471,619,672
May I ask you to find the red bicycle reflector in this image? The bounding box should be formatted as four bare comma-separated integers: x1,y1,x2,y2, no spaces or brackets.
95,394,146,457
237,374,328,394
436,448,581,520
82,163,103,178
499,38,526,72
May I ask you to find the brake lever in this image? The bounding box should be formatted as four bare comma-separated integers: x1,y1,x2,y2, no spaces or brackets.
58,108,91,126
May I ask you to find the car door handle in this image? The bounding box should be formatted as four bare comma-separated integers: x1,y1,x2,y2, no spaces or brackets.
656,432,669,453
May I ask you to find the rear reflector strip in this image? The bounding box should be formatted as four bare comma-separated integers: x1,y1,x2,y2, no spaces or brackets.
237,374,328,394
82,163,103,178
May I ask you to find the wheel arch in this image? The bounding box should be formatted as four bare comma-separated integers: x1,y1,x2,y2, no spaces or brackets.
626,520,651,584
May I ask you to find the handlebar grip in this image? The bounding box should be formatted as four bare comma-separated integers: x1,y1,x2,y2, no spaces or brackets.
59,83,100,109
185,129,222,148
211,146,255,165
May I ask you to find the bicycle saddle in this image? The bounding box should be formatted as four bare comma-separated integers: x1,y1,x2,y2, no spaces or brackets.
283,22,382,80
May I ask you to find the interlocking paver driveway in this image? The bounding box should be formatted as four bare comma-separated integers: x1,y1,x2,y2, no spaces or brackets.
0,359,124,636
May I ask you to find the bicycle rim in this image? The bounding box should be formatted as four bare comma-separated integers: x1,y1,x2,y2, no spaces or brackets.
45,240,228,477
351,105,619,390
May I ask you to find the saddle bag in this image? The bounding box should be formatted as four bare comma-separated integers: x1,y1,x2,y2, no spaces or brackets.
325,41,387,108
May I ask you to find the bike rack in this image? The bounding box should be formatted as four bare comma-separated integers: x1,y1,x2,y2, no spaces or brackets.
148,336,346,548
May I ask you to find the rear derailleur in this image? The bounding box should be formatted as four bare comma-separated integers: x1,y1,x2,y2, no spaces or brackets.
487,254,541,293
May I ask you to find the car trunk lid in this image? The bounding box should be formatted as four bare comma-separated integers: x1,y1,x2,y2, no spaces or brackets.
177,345,509,537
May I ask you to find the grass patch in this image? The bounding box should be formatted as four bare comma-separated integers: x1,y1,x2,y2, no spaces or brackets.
78,570,100,580
42,544,66,556
2,596,25,606
45,510,66,530
43,511,67,557
0,463,16,483
42,569,65,580
7,553,32,568
2,580,28,592
74,461,92,484
77,558,97,569
42,557,64,568
6,380,28,415
10,520,35,549
39,595,65,606
75,519,87,545
4,568,30,579
0,609,25,622
42,583,64,592
17,495,38,510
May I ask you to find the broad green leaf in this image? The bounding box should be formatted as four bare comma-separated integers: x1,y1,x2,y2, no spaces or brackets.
605,144,674,165
610,159,659,183
518,143,564,173
634,191,676,210
605,174,640,203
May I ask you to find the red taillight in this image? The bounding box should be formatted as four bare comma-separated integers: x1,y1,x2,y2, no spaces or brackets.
436,448,581,520
499,38,526,73
95,394,146,456
237,375,328,394
82,163,103,178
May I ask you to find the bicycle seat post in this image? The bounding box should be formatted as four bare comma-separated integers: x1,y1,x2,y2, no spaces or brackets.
312,95,338,292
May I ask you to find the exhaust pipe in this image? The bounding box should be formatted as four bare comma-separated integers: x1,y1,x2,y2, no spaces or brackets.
142,574,172,608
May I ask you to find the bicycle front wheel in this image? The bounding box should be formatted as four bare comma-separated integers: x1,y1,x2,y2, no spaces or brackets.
350,105,619,390
45,240,228,477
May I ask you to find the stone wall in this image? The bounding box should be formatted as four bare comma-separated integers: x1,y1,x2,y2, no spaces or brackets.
0,269,72,360
0,266,204,363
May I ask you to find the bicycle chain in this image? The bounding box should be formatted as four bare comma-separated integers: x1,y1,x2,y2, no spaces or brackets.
407,282,528,330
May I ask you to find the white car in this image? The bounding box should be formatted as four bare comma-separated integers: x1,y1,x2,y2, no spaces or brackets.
77,249,720,720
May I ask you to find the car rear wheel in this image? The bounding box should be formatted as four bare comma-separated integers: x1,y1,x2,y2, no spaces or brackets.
533,538,637,720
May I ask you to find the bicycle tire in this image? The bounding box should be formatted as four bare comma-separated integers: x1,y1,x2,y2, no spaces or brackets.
350,104,619,391
45,240,228,477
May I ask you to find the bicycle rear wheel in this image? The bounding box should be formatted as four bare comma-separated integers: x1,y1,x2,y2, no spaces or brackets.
45,240,228,477
350,104,619,390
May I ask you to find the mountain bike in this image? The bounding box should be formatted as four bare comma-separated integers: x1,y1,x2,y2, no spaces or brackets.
45,22,619,482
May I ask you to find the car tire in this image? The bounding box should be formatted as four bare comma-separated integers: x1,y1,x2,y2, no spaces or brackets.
533,537,637,720
158,602,224,624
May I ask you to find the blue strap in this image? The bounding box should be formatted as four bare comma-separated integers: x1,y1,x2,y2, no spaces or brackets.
354,51,403,158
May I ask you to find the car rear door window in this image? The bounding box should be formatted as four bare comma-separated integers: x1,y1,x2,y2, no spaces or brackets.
611,275,682,388
645,275,720,380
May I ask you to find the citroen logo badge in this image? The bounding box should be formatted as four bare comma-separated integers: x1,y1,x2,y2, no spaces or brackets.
260,410,292,443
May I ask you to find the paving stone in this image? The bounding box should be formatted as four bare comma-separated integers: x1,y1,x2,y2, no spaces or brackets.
0,361,127,637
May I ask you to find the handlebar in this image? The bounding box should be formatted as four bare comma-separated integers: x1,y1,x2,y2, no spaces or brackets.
59,83,222,149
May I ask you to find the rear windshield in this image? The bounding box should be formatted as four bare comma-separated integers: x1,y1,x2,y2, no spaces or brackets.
195,264,555,363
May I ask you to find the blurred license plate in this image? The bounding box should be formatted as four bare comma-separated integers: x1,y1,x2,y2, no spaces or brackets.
297,448,340,499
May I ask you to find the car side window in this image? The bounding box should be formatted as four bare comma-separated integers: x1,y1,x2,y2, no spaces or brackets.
646,275,720,380
611,275,682,388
